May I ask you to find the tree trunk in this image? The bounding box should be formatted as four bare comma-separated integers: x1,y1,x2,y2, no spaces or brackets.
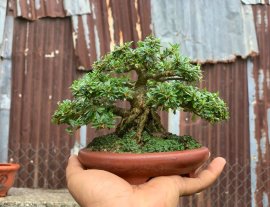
115,74,167,142
115,108,167,143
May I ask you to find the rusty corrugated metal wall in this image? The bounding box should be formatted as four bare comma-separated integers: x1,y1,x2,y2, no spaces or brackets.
0,0,12,163
249,5,270,206
3,0,269,206
8,17,78,188
180,59,251,206
178,4,270,207
71,0,152,70
7,0,156,188
151,0,258,63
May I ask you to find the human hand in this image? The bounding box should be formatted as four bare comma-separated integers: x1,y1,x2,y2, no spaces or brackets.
66,155,226,207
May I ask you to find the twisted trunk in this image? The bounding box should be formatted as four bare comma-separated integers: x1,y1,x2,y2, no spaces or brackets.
115,108,167,143
115,73,167,142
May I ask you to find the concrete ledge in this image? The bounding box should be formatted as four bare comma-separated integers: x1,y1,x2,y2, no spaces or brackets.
0,188,79,207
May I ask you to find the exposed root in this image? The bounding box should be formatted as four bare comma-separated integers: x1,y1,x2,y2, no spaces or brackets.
116,108,141,136
133,108,149,143
115,108,168,143
150,110,167,133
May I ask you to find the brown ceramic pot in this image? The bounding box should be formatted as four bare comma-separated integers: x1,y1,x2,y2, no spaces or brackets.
0,163,20,197
78,147,209,185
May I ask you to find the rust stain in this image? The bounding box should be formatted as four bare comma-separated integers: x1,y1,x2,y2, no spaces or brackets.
106,0,115,51
134,0,142,40
8,0,91,20
119,30,123,45
250,5,270,207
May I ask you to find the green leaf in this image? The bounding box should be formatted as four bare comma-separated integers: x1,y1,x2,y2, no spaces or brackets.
52,35,229,135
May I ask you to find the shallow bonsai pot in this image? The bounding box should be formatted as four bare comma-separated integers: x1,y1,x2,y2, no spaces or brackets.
78,147,209,185
0,163,20,197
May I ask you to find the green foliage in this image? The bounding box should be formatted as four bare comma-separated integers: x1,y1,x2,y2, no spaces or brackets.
71,70,133,101
52,35,229,137
93,36,202,83
51,99,116,133
147,82,229,123
52,70,133,132
87,131,201,153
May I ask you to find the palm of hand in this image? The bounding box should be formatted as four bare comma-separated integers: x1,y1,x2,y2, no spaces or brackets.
66,156,225,207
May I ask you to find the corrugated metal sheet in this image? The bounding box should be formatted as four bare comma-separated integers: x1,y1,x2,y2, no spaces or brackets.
0,15,14,163
0,1,8,44
63,0,91,16
151,0,259,64
242,0,270,4
0,16,13,59
178,4,270,207
8,0,152,70
72,0,152,70
180,59,251,207
8,17,77,188
248,5,270,207
8,0,91,20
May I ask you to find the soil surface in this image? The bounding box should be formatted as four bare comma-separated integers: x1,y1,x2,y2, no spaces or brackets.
87,131,201,153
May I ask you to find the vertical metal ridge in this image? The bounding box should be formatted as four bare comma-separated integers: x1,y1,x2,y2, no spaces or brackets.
180,60,251,206
0,12,13,163
249,5,270,207
9,17,77,188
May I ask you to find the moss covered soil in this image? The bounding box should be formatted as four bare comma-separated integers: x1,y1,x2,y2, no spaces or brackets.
87,131,202,153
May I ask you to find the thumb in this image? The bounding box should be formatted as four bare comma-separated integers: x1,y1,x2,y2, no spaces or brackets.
66,155,85,179
178,157,226,196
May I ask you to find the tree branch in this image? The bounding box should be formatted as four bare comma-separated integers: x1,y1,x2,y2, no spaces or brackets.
159,77,184,82
111,105,130,117
146,71,176,80
115,107,142,136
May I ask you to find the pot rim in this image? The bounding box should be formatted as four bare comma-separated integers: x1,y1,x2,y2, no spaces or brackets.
0,163,20,171
78,146,210,182
79,146,209,157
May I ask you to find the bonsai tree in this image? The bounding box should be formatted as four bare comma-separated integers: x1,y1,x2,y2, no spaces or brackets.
52,36,229,152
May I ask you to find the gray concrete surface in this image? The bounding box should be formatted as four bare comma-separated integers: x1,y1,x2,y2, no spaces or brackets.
0,188,79,207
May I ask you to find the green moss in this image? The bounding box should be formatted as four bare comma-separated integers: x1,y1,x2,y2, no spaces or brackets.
87,131,201,153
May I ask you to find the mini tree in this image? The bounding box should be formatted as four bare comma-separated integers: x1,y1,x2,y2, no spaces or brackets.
52,36,229,151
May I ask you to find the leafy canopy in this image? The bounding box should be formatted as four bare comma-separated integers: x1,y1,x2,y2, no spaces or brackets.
52,36,229,134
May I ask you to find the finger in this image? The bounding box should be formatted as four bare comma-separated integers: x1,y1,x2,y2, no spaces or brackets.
191,151,211,177
66,155,84,179
179,157,226,196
